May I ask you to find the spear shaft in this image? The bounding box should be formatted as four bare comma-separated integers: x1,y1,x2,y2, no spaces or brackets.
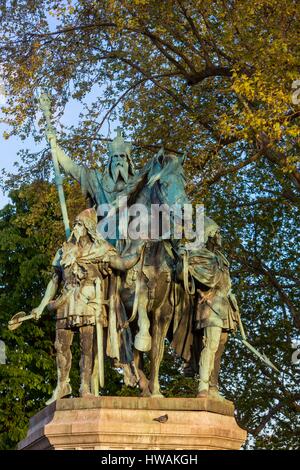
39,93,71,240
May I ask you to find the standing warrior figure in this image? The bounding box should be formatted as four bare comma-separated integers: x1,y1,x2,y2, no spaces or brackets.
173,216,239,400
46,125,135,245
32,208,140,405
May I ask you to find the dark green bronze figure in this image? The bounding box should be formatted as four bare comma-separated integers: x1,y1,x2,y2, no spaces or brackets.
8,108,279,402
31,208,140,403
172,216,240,400
46,125,135,245
189,217,239,398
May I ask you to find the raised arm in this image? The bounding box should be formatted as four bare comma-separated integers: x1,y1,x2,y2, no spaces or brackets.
47,129,81,182
107,251,141,272
32,272,60,320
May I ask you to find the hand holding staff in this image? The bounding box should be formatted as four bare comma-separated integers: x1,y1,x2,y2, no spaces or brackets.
38,92,71,239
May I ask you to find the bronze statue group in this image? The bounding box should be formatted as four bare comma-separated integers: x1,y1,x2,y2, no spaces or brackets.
10,129,241,404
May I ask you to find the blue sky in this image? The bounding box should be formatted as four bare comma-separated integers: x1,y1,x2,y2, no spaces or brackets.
0,88,118,209
0,112,64,208
0,74,23,206
0,10,118,209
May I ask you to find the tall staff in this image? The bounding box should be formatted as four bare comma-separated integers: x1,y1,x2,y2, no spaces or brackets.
38,92,71,239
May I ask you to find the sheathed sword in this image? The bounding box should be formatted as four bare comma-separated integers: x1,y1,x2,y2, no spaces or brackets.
95,277,105,388
127,243,146,323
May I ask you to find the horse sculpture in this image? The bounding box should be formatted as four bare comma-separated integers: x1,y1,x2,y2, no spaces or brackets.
117,149,190,397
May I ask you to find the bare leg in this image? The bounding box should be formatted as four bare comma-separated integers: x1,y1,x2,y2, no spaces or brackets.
46,328,74,405
91,331,99,396
198,326,222,397
209,331,228,399
134,348,151,397
79,325,94,397
149,304,173,397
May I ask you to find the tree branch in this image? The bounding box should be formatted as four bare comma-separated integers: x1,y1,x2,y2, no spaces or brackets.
252,402,284,436
205,150,263,187
29,22,116,38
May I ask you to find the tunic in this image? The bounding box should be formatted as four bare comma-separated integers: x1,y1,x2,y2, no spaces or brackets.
58,156,135,245
189,248,239,331
171,247,239,363
51,238,116,329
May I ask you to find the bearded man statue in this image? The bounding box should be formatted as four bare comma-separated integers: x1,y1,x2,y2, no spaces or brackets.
46,126,136,245
31,208,141,404
172,216,239,400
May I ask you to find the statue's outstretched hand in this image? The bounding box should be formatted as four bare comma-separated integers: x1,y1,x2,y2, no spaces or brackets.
46,128,56,144
32,307,44,321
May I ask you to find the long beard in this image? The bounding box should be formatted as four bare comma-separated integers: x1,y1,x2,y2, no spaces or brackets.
111,163,129,183
74,232,81,243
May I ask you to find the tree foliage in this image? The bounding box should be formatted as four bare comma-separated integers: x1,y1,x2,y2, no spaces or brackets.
0,0,299,449
0,181,137,448
0,181,83,448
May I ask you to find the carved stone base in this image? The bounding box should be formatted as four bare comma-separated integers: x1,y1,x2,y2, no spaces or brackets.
18,396,247,450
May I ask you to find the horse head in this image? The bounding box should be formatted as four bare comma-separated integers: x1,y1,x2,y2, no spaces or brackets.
116,147,190,249
148,147,189,207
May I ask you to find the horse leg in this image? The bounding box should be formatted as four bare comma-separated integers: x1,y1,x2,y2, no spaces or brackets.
133,348,151,397
134,291,152,352
149,304,173,398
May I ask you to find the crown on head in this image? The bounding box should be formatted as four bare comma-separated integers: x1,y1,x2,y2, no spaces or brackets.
108,127,132,157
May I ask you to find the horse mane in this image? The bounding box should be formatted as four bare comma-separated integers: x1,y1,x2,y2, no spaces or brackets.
122,159,153,206
116,153,184,207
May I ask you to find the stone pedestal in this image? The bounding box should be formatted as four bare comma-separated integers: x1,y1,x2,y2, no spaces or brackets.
18,396,247,450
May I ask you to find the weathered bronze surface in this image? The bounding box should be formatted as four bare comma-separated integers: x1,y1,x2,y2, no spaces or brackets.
8,125,257,404
30,207,140,403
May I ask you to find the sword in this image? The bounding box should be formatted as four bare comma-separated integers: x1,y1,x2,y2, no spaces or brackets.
127,242,146,323
38,92,71,240
237,311,280,373
95,277,105,388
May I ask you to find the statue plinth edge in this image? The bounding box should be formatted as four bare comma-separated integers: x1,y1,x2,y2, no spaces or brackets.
18,397,247,450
